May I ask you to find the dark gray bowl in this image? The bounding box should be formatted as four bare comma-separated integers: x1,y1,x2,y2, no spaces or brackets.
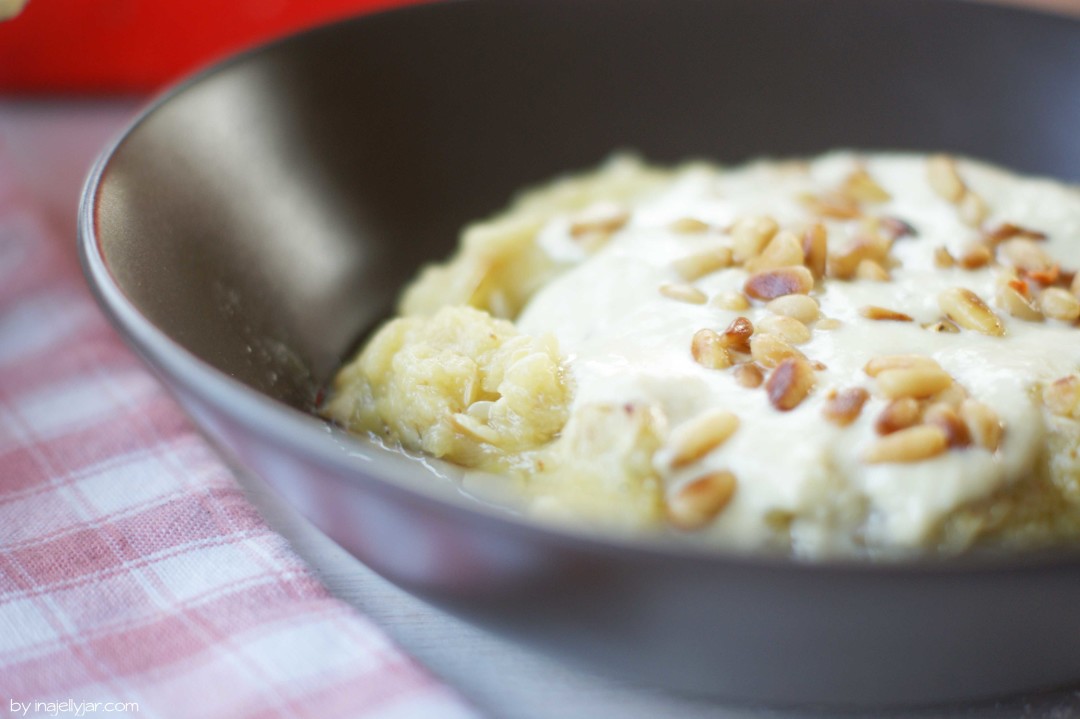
80,0,1080,707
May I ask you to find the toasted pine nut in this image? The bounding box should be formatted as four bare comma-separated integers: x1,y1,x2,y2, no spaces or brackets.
843,168,891,203
800,192,861,220
985,222,1047,245
660,283,708,304
938,287,1006,336
669,410,740,468
924,403,972,448
828,246,868,281
864,354,942,377
733,363,764,388
932,382,970,409
1025,265,1061,286
859,306,913,322
927,155,966,203
802,223,828,280
673,247,733,281
934,246,955,269
865,425,948,463
744,266,814,300
731,215,779,262
757,315,811,345
719,317,754,354
995,284,1043,322
712,291,751,311
875,367,954,399
863,230,894,262
1000,238,1052,272
823,387,870,426
766,357,816,411
958,191,989,227
827,251,860,281
874,397,922,435
747,230,805,272
958,242,993,270
1040,287,1080,322
767,294,820,324
959,399,1003,452
829,231,892,279
855,259,890,281
815,318,843,330
691,329,734,369
670,217,711,234
570,203,629,237
750,333,806,368
667,471,738,530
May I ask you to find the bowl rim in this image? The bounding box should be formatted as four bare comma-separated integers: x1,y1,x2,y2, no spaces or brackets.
78,0,1080,576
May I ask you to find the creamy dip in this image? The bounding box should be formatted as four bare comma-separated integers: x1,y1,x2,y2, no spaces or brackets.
327,152,1080,559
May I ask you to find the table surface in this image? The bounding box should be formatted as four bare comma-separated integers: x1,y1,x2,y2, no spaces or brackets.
6,97,1080,719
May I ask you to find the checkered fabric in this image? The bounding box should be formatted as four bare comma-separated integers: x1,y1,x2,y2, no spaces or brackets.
0,122,478,719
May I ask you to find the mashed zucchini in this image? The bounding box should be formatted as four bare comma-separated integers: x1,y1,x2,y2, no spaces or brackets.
327,152,1080,558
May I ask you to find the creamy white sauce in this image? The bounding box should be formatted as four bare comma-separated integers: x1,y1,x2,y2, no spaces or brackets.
518,152,1080,556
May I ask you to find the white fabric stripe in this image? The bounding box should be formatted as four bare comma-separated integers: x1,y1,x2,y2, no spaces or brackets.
143,543,270,605
0,432,208,506
0,447,200,545
0,484,81,545
0,289,97,368
6,372,159,450
0,596,59,653
243,616,387,682
76,452,185,519
0,569,309,669
137,648,302,719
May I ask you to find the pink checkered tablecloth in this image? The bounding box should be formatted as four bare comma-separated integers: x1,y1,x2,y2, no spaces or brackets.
0,108,479,718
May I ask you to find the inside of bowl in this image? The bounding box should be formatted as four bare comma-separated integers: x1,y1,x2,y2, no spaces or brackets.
93,0,1080,410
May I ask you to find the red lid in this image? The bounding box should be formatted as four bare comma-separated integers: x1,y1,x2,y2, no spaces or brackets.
0,0,420,94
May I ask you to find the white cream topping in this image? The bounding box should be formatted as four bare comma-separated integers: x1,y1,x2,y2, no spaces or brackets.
517,152,1080,557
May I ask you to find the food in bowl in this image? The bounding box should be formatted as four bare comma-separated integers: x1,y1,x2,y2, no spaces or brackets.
324,151,1080,559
